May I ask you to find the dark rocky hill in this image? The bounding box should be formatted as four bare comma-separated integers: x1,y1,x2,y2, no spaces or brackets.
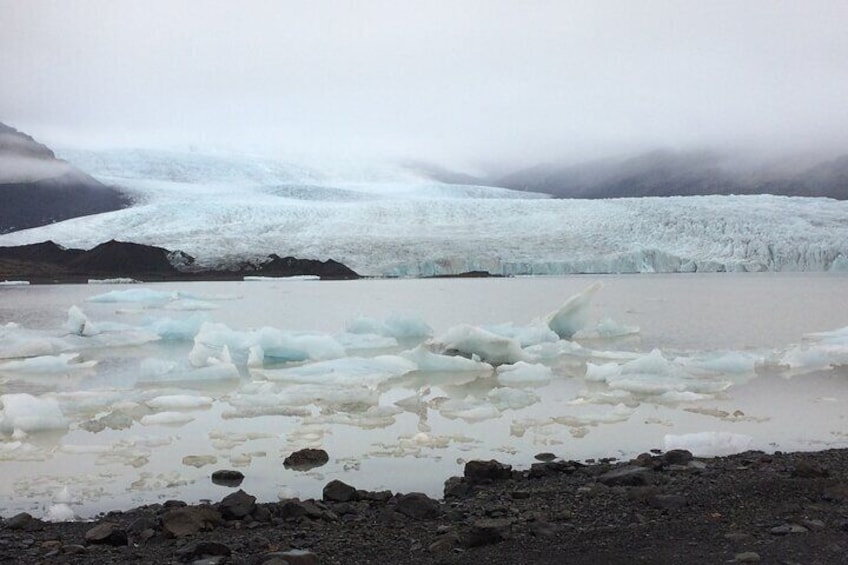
491,150,848,199
0,122,132,233
0,240,360,282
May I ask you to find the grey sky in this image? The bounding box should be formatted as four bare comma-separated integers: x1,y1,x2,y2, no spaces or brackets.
2,0,847,167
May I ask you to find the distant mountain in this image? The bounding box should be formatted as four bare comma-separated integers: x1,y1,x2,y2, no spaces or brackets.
0,122,132,233
491,150,848,200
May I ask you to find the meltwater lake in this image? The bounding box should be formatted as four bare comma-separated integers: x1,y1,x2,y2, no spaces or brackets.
1,273,847,519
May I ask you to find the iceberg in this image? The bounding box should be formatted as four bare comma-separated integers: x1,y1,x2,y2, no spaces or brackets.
546,282,601,339
0,393,67,434
431,324,526,365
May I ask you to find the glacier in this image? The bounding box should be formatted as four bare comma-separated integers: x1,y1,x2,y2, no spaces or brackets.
0,148,845,276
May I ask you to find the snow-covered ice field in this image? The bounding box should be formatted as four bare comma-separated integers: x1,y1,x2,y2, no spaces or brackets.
1,274,847,519
0,149,846,275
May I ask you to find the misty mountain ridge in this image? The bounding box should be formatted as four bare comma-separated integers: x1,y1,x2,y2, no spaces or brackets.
0,122,132,234
488,149,848,200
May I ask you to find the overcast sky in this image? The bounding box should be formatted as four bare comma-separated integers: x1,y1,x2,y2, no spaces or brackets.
2,0,847,168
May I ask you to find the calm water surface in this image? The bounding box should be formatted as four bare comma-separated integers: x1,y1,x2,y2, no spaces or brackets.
0,273,846,518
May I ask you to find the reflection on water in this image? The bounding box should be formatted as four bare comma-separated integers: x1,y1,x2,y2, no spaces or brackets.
0,273,847,519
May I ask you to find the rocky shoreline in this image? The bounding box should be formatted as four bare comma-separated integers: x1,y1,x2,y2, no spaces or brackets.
3,447,848,564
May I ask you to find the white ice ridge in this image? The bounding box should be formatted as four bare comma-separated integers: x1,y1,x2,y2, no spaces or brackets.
0,148,845,276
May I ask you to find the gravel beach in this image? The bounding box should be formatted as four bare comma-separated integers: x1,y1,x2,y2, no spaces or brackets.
3,447,848,564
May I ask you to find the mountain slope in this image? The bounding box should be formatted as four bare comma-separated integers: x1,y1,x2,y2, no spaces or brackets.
0,123,132,233
494,150,848,200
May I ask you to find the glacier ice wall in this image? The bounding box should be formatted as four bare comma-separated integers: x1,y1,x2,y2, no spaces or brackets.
0,150,846,276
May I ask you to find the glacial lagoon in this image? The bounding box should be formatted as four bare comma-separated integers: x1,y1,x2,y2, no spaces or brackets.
1,273,847,519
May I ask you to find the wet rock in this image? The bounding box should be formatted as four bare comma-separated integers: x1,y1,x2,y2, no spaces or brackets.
528,460,575,478
598,465,651,486
220,489,257,520
464,460,512,484
161,506,223,538
84,522,128,546
534,452,557,462
444,476,473,499
5,513,43,532
395,492,440,520
465,518,512,547
323,479,357,502
284,448,330,471
175,541,232,562
278,499,325,520
663,449,694,466
356,489,393,503
211,469,245,487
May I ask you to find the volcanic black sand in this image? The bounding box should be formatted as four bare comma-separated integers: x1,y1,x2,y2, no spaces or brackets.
3,448,848,564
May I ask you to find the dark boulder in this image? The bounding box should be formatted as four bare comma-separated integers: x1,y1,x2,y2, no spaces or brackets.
284,448,330,471
464,460,513,484
395,492,440,519
323,479,358,502
84,522,128,546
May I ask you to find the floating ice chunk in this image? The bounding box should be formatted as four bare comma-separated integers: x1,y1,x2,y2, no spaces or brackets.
44,503,76,522
247,345,264,368
346,313,433,339
585,350,732,397
244,275,320,281
584,362,621,382
144,314,208,341
345,316,386,336
779,344,848,373
0,324,66,359
87,288,175,305
138,358,239,384
553,403,635,430
256,355,416,387
140,411,196,426
573,317,639,340
335,332,398,350
676,351,762,375
0,393,67,434
145,395,213,411
487,387,540,410
309,404,402,429
436,397,501,422
257,328,346,362
656,391,715,403
496,361,553,387
523,339,587,362
88,278,139,284
664,431,753,457
401,345,493,373
0,353,97,375
484,322,559,347
163,299,219,311
432,324,525,365
0,280,29,286
546,282,602,339
66,306,100,336
804,326,848,345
